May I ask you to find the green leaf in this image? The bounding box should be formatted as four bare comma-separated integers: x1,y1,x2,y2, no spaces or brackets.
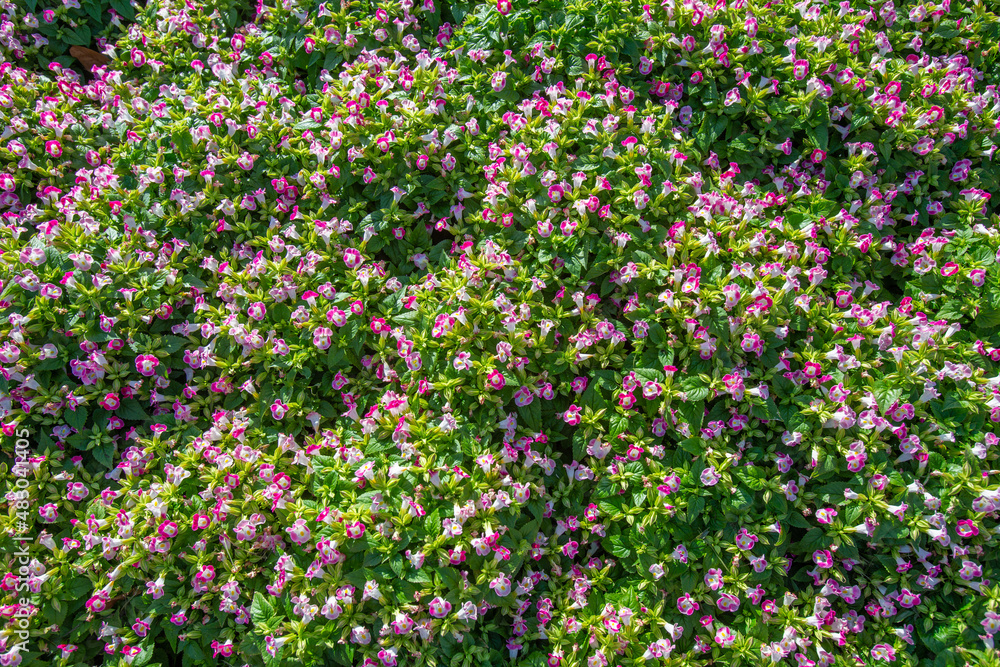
251,591,276,625
117,399,149,421
798,527,827,551
517,397,542,431
66,576,91,599
83,0,103,23
678,438,705,456
65,408,88,431
160,336,189,354
109,0,136,19
132,644,155,667
975,309,1000,329
64,25,92,46
750,398,780,422
726,486,754,511
872,381,902,413
36,358,64,371
605,534,633,559
439,567,462,593
687,496,705,519
425,509,441,534
323,51,343,71
93,443,115,468
734,466,767,491
677,400,705,433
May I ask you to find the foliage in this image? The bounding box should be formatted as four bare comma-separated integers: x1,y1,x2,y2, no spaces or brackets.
0,0,141,72
1,1,1000,667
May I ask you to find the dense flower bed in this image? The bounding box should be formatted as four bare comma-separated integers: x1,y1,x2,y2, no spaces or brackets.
2,0,1000,666
0,0,137,71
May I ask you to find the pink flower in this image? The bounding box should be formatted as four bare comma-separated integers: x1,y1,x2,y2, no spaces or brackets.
486,370,506,390
286,519,311,545
429,596,452,618
313,327,333,350
271,400,289,420
813,549,834,568
346,521,366,539
39,503,58,522
158,521,178,539
871,644,896,662
563,405,582,426
491,71,507,92
513,386,534,407
45,140,63,158
677,593,700,615
135,355,160,377
489,574,512,596
895,589,920,608
99,392,120,410
195,565,215,584
86,595,108,613
982,611,1000,635
816,508,837,524
236,152,255,170
344,248,363,268
700,467,720,486
802,361,822,378
247,302,266,320
940,262,959,277
714,626,736,647
957,520,979,538
735,529,758,551
741,332,763,356
716,593,740,612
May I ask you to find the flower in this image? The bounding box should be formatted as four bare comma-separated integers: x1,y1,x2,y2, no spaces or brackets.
714,626,736,647
563,405,582,425
813,550,834,568
134,355,159,377
816,508,837,524
957,520,979,538
247,302,266,320
896,589,920,608
286,519,311,545
270,400,289,420
428,597,452,618
871,645,896,662
735,529,758,551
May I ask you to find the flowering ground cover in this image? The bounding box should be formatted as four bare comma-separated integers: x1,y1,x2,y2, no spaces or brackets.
2,0,1000,666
